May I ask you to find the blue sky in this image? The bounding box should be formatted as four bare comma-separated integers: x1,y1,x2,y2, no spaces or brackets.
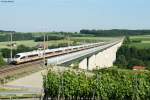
0,0,150,32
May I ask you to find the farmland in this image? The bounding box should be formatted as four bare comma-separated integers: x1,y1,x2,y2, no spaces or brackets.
129,35,150,49
0,37,116,49
129,43,150,49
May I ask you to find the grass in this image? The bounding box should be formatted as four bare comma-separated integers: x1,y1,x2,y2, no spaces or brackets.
71,37,117,41
0,40,37,49
129,43,150,49
0,40,73,49
0,87,22,92
0,94,42,99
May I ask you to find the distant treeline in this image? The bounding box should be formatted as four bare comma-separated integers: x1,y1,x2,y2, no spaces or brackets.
34,35,65,42
1,29,150,42
80,29,150,36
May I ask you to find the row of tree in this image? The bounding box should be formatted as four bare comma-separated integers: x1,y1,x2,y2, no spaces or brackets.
80,29,150,36
34,35,65,42
0,54,5,67
0,45,36,58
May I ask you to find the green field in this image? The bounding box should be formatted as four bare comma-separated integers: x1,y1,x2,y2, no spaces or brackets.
130,35,150,40
129,43,150,49
0,40,73,49
129,35,150,49
0,37,117,49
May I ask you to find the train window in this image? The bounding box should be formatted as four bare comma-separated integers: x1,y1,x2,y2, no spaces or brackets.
28,54,38,57
15,55,20,58
46,52,52,54
20,56,25,59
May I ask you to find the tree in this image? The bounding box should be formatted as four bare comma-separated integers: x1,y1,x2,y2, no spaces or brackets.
115,55,128,68
127,58,145,68
17,45,33,53
123,35,131,44
0,54,5,67
80,29,150,37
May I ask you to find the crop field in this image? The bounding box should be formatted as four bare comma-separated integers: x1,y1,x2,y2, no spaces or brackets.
129,35,150,49
71,37,117,41
129,43,150,49
130,35,150,39
0,37,117,49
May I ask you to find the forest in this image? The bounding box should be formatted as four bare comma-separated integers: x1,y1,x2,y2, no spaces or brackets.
80,29,150,36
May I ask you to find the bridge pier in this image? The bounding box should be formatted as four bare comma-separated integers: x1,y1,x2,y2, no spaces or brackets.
88,55,96,70
79,58,88,70
79,41,123,70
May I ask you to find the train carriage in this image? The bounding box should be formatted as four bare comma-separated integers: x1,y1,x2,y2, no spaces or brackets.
12,42,104,64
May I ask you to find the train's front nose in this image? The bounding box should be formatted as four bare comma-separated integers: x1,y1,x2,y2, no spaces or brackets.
11,58,17,65
11,61,17,64
11,58,18,65
11,54,21,64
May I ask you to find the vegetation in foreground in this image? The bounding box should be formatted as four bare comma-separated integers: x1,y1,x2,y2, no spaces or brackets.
43,68,150,100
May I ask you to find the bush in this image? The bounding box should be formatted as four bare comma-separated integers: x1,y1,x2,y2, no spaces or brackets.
132,40,142,43
128,58,145,68
34,35,65,42
0,45,35,58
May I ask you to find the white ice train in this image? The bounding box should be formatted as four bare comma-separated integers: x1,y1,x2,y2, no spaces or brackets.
11,42,104,64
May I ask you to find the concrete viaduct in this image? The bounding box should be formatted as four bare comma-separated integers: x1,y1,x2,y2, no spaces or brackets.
47,39,123,70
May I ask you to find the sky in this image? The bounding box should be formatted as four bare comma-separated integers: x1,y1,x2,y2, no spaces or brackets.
0,0,150,32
